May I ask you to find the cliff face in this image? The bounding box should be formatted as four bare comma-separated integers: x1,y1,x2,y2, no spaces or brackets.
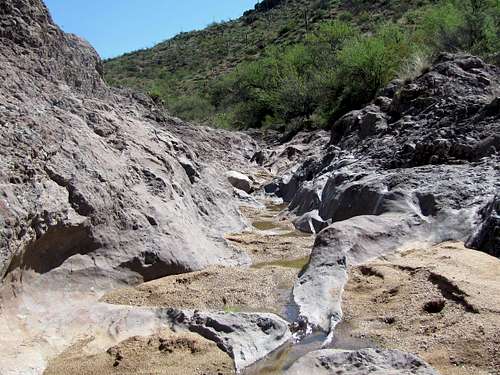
0,0,257,283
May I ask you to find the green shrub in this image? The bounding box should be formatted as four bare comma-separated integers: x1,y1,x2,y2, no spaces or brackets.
412,0,500,56
169,95,215,122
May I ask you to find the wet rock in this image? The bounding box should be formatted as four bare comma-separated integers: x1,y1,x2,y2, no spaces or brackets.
285,348,439,375
163,308,292,371
226,171,253,193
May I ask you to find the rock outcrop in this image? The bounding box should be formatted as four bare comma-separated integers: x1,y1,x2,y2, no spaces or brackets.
264,53,500,334
0,0,258,283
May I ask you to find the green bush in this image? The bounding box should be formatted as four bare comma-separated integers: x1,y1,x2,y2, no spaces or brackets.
169,95,215,122
412,0,500,56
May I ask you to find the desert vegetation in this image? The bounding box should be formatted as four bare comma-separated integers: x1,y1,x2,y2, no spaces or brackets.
104,0,500,130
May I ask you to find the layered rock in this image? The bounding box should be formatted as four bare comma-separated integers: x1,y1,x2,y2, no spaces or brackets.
0,0,259,283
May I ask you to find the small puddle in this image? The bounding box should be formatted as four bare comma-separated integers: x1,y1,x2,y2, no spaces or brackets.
252,220,284,231
244,321,376,374
252,257,310,270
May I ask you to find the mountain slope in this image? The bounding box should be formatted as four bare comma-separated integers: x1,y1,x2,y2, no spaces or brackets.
103,0,435,123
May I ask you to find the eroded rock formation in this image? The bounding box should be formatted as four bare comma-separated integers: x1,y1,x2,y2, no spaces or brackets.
262,53,500,334
0,0,259,284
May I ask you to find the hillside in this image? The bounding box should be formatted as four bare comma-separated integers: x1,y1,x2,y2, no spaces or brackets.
103,0,438,125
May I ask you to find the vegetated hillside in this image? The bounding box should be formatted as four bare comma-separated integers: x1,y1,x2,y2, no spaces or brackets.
104,0,500,130
104,0,422,91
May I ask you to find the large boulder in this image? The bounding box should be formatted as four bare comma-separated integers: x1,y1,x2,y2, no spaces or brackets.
0,0,257,283
226,171,253,193
163,309,292,371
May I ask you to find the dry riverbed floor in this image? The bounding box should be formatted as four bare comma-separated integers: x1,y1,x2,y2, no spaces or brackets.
44,330,234,375
43,203,500,375
45,201,313,375
342,241,500,375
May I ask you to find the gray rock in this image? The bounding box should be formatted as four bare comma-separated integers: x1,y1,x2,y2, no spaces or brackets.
285,348,439,375
331,104,388,146
0,0,257,281
163,308,292,371
226,171,253,193
293,210,329,234
288,181,323,216
293,214,423,332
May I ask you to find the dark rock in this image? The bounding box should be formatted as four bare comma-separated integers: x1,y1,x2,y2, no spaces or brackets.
264,181,279,194
276,173,300,202
293,211,329,234
288,182,322,216
466,195,500,257
331,105,387,146
251,150,267,165
178,157,199,184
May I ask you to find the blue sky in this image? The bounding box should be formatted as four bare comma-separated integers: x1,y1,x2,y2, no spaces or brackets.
45,1,258,59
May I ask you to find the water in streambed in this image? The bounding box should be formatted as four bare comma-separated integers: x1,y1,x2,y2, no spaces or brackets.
244,322,376,374
242,200,376,374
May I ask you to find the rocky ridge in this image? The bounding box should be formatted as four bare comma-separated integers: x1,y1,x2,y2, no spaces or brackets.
259,52,500,362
